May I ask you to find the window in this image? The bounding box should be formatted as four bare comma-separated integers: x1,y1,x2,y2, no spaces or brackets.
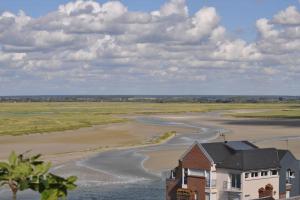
194,191,199,200
245,173,249,179
271,170,278,176
251,172,258,177
286,169,295,183
171,170,176,179
184,168,188,184
205,193,210,200
261,171,268,176
231,174,241,189
288,170,295,178
290,171,295,178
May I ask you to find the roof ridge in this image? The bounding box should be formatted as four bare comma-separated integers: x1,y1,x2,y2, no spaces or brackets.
179,141,214,164
242,148,277,152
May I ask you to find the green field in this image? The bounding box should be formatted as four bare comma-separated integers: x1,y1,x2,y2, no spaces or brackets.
230,109,300,119
0,102,299,136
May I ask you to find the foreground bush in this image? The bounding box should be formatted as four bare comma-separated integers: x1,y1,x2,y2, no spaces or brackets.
0,151,77,200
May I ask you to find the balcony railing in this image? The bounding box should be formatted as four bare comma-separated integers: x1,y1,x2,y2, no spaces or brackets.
223,181,241,192
286,183,293,191
206,179,217,188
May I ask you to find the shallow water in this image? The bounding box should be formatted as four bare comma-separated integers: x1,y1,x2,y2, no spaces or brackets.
1,181,164,200
68,180,165,200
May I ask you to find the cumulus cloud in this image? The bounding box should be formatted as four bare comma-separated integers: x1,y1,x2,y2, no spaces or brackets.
256,18,278,39
213,39,261,61
152,0,188,17
263,67,280,75
0,0,299,94
273,6,300,25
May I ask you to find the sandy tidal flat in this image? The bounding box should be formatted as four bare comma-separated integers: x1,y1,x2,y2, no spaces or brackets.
1,111,300,174
0,120,196,164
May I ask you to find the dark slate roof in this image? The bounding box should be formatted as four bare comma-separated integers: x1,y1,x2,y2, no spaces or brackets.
277,149,297,161
277,149,288,160
218,148,280,171
201,142,233,163
225,141,257,151
201,141,281,171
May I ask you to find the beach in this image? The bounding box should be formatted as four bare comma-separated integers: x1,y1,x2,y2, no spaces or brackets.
0,119,196,165
1,110,300,200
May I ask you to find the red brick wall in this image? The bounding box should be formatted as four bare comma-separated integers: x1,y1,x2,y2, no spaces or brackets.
166,179,180,200
187,176,206,200
182,144,211,170
166,144,212,200
279,193,286,199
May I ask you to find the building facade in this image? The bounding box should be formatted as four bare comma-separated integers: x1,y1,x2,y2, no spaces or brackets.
278,150,300,198
166,141,300,200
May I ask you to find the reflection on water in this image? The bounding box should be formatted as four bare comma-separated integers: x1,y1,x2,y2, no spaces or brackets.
68,180,164,200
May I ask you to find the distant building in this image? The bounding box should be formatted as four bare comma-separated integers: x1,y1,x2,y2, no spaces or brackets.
166,141,300,200
277,150,300,198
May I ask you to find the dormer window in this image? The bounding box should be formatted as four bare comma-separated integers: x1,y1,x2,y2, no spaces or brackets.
245,173,249,179
251,172,258,177
271,170,278,176
261,171,268,176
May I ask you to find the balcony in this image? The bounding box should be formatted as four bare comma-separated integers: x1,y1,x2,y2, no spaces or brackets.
286,176,294,191
223,181,242,193
205,179,217,193
206,179,217,188
286,183,293,191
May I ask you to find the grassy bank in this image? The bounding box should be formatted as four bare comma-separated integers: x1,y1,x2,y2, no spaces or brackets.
229,109,300,119
0,102,299,136
150,131,177,144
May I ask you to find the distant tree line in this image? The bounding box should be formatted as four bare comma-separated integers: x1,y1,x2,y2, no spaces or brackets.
0,95,299,103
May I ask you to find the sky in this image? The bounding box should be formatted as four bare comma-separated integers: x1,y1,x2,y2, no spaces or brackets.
0,0,300,95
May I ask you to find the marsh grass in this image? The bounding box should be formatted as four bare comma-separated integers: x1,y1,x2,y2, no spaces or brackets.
0,102,299,136
150,131,176,144
229,109,300,119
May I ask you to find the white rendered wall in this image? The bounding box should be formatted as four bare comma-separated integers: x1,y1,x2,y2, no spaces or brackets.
216,169,230,200
241,171,279,200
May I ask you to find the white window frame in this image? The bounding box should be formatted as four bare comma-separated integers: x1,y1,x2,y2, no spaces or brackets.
271,169,278,176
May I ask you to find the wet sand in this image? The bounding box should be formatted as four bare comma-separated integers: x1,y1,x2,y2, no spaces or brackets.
1,111,300,172
0,120,196,165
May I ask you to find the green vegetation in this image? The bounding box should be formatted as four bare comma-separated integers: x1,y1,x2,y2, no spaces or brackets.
0,151,77,200
150,131,176,144
229,109,300,119
0,102,299,136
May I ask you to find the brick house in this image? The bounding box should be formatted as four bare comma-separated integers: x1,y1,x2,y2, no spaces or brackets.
166,141,300,200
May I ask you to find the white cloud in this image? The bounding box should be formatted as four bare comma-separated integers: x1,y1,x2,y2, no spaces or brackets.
256,18,278,39
58,0,102,15
153,0,188,17
185,7,219,41
213,39,261,61
0,0,299,94
273,6,300,25
263,67,280,75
